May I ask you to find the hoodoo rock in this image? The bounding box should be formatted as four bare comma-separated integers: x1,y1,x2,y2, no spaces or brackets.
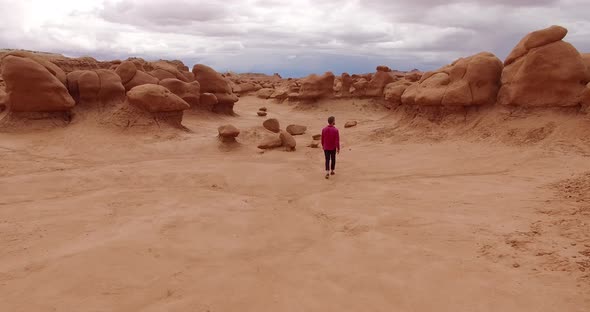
199,93,218,111
127,84,190,113
218,124,240,142
1,55,75,112
67,69,126,107
193,64,239,114
366,66,396,97
149,61,191,82
498,26,590,107
294,72,335,101
158,78,200,108
340,73,353,97
402,52,503,106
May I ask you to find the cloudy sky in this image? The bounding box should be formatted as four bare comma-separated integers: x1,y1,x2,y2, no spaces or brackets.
1,0,589,77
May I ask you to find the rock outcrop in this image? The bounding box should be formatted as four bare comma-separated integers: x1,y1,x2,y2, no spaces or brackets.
1,55,75,112
67,69,126,108
193,64,239,114
149,60,192,82
384,80,414,108
115,61,159,91
293,72,335,101
402,52,503,106
127,84,190,113
158,78,200,108
498,26,590,107
366,66,396,97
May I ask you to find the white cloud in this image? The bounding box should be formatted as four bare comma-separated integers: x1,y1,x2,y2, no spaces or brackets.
0,0,588,77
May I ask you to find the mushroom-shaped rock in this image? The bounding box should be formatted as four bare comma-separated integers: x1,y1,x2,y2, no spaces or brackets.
218,124,240,142
199,93,218,111
115,61,159,91
312,134,322,140
127,84,190,113
193,64,239,114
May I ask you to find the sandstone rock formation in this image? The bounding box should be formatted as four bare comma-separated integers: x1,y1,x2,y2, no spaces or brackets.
158,78,200,108
286,124,307,135
116,61,159,91
498,26,590,107
263,118,280,133
384,80,414,108
1,55,75,112
127,84,190,113
218,124,240,142
366,66,396,97
67,69,126,108
199,93,218,111
258,136,283,149
257,111,267,116
149,61,192,82
345,121,358,128
351,78,368,97
402,52,503,106
339,73,352,97
293,72,335,101
280,130,296,151
193,64,239,114
256,88,274,99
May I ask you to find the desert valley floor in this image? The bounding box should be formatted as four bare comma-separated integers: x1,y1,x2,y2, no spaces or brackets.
1,96,589,311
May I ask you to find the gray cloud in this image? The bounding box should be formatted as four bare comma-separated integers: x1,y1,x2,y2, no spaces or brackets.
0,0,588,77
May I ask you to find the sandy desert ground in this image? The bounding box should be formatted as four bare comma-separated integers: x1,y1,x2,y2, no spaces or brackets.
1,96,590,311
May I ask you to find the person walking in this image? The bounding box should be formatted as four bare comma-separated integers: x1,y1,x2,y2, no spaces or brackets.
321,116,340,179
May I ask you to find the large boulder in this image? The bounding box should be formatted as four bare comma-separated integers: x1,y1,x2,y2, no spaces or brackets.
294,72,335,101
366,66,396,97
127,84,190,113
1,55,75,112
159,78,200,108
67,69,126,107
115,61,159,91
402,52,503,106
192,64,239,114
263,118,280,133
498,26,590,107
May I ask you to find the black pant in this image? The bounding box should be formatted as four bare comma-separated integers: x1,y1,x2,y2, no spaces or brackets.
324,150,336,171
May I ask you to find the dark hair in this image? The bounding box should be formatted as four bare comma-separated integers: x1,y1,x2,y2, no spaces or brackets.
328,116,335,124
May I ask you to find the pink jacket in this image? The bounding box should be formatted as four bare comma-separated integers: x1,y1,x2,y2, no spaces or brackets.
321,125,340,151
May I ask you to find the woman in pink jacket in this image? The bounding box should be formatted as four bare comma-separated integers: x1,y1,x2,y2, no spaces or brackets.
321,116,340,179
